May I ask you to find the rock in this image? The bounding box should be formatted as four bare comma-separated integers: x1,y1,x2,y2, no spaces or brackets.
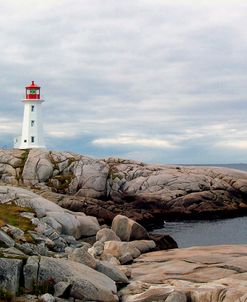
72,160,109,198
0,247,26,258
124,245,247,301
96,228,121,242
0,186,64,217
54,281,71,297
68,246,97,269
41,217,62,234
165,292,187,302
40,293,55,302
2,149,247,226
16,242,50,256
112,215,149,241
24,256,118,301
76,215,100,237
130,240,156,254
120,281,174,302
28,232,55,248
0,229,15,247
45,212,81,239
149,233,178,250
96,260,129,284
103,241,141,264
2,224,25,241
88,241,105,258
60,235,78,246
0,257,23,295
22,149,53,185
119,253,134,265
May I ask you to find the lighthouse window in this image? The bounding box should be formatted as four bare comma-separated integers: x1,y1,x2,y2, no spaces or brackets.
31,120,35,127
31,105,35,112
31,136,35,143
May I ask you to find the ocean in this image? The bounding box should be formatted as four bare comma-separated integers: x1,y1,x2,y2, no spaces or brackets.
154,217,247,248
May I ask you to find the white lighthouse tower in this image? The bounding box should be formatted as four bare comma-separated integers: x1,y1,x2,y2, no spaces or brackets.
14,81,46,149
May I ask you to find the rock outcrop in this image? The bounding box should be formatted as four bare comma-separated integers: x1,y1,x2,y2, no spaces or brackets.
120,245,247,302
0,182,246,301
0,185,158,301
1,149,247,227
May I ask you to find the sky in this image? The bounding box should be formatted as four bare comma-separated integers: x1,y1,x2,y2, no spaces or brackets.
1,0,247,164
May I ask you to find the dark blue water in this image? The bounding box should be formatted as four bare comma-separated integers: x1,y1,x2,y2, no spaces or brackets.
155,164,247,248
155,217,247,248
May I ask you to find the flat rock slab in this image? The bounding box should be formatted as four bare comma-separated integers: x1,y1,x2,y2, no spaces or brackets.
120,245,247,302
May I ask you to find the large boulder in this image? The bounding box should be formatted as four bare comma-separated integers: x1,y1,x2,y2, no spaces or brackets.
24,256,118,301
0,258,23,295
75,214,100,237
112,215,149,241
22,149,53,185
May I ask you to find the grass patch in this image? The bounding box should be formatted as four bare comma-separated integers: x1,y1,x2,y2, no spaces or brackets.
0,288,13,302
47,173,74,193
0,203,35,242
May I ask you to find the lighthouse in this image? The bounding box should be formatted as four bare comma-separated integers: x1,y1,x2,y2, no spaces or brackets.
14,81,46,149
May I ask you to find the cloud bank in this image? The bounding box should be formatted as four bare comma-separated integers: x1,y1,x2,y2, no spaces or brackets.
0,0,247,163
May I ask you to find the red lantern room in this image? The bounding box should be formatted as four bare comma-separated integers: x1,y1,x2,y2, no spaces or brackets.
25,81,40,100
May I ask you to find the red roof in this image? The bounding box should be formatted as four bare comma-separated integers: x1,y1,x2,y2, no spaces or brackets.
25,81,40,89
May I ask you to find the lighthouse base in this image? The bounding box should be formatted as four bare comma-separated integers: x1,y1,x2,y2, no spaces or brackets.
13,137,46,149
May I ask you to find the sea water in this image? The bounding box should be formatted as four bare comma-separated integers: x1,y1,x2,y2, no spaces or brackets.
154,217,247,248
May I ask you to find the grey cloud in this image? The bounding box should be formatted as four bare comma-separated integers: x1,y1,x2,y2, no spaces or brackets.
1,0,247,163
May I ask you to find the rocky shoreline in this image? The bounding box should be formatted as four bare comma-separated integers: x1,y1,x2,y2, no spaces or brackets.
1,149,247,301
1,149,247,228
0,186,246,301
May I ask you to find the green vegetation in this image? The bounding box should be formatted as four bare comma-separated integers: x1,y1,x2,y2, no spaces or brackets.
47,173,74,193
0,203,35,242
0,288,13,302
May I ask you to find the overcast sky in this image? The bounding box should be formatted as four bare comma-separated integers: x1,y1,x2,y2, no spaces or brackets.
1,0,247,164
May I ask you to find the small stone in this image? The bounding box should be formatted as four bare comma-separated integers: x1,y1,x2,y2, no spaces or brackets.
0,230,15,247
40,293,55,302
119,252,133,264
